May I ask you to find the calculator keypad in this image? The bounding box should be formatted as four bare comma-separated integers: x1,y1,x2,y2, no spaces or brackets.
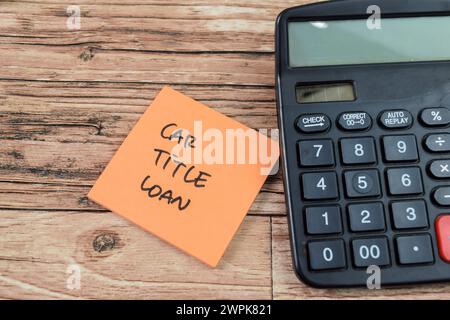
293,106,450,277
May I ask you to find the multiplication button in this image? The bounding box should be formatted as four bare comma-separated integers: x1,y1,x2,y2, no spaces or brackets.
429,160,450,178
296,114,330,133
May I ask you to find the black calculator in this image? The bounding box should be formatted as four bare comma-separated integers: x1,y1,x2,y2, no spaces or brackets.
276,0,450,287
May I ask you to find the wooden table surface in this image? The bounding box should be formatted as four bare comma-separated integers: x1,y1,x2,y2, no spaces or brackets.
1,0,450,300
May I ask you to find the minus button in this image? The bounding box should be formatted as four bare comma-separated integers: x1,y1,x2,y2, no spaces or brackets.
433,187,450,206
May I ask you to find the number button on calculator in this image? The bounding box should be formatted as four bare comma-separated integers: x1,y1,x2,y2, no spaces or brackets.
386,167,423,195
305,206,342,235
382,135,419,162
301,172,338,200
298,140,335,167
348,202,385,232
344,170,381,198
391,200,429,230
352,238,390,267
340,137,376,165
308,240,346,270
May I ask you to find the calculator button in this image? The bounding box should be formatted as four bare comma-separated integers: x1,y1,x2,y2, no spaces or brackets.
301,172,338,200
391,200,429,229
435,215,450,262
352,238,390,267
308,239,346,270
296,114,330,133
338,112,372,131
379,110,413,129
424,134,450,152
348,202,385,232
386,167,423,195
340,137,376,165
430,160,450,179
433,187,450,206
420,108,450,127
344,170,381,198
396,234,434,265
298,140,334,167
305,206,342,235
382,135,418,162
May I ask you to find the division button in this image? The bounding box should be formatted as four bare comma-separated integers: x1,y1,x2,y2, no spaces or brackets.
435,215,450,262
424,134,450,152
296,114,330,133
396,234,434,265
420,108,450,127
429,160,450,178
379,110,412,129
338,112,372,131
433,187,450,206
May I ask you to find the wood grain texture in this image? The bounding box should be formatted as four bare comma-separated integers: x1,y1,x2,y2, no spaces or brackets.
0,212,272,299
1,0,448,300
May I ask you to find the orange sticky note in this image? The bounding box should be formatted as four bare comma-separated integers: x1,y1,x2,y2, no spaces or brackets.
88,87,279,267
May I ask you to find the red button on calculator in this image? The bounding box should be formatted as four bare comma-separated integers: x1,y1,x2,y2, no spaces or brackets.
436,215,450,262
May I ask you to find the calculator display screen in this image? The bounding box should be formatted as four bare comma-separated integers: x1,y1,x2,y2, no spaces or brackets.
288,16,450,67
296,82,355,103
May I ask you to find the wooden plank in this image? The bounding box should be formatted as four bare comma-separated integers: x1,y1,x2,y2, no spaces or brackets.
271,217,450,299
0,43,274,86
0,81,284,215
0,212,272,299
0,0,312,52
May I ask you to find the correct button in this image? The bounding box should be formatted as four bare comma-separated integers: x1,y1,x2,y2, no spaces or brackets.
436,215,450,262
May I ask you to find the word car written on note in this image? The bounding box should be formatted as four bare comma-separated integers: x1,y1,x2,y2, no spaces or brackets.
88,87,279,267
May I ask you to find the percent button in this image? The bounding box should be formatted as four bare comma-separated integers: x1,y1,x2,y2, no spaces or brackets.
421,108,450,127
